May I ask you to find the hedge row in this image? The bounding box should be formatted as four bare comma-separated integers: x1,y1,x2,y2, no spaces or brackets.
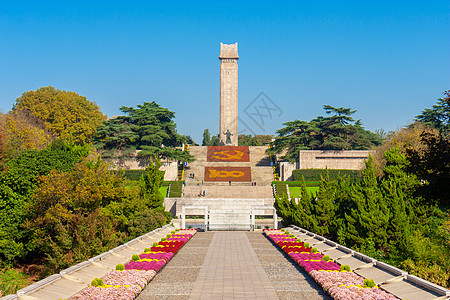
292,169,361,181
111,170,182,187
272,181,320,187
112,169,146,181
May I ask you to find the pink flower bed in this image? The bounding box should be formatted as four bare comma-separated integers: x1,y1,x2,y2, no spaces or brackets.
102,269,156,289
329,285,398,300
71,286,136,300
289,252,323,261
71,228,197,300
263,229,398,300
298,259,341,273
125,259,166,272
139,252,174,261
310,270,364,291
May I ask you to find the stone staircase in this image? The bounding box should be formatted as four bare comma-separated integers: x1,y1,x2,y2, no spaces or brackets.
167,145,275,230
183,185,273,198
183,146,273,186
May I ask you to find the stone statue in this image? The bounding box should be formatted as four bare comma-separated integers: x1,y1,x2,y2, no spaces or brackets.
224,129,233,144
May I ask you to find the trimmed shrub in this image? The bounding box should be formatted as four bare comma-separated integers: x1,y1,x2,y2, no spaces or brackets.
311,247,318,253
131,254,140,261
292,169,361,181
323,255,331,261
112,169,146,181
364,278,376,288
304,242,310,248
340,264,351,272
91,278,103,287
116,264,125,271
153,242,158,247
272,181,320,187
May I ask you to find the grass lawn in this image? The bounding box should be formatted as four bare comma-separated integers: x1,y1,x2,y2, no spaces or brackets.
159,186,169,197
289,186,319,198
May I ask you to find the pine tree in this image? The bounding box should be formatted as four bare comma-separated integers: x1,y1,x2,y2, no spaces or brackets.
313,170,337,236
344,156,389,248
381,147,417,258
274,193,293,226
139,156,165,209
291,176,318,231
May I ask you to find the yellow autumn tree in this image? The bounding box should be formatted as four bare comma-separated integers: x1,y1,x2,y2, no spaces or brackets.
0,110,54,158
372,123,439,175
13,86,106,144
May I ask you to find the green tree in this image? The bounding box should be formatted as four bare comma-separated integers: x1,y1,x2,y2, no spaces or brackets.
380,148,416,258
0,140,88,264
274,193,293,226
267,105,381,162
238,134,273,146
0,110,54,159
25,158,129,272
210,134,220,146
139,156,165,210
313,171,337,236
95,101,193,161
414,90,449,133
343,156,389,249
93,116,138,155
291,177,318,232
202,129,211,146
13,86,106,144
406,131,450,206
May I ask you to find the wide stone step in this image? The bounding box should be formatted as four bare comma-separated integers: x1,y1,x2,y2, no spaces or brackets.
208,209,251,231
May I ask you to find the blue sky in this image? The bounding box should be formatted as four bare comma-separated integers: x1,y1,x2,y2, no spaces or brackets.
1,1,449,143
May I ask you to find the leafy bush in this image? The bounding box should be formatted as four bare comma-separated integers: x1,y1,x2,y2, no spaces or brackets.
153,242,158,247
115,264,125,271
304,242,310,248
0,268,28,296
322,255,331,261
311,247,318,253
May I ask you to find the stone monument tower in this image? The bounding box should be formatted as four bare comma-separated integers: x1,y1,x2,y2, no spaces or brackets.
219,42,239,146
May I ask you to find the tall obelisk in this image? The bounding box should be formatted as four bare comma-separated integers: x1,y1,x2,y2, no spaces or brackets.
219,42,239,146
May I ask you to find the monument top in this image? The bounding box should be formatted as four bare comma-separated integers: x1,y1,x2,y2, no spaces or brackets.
219,42,239,59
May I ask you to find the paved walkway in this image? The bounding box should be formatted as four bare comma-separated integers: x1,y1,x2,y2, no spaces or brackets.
137,232,329,300
189,232,278,299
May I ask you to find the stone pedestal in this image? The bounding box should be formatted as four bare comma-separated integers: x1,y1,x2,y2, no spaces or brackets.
219,42,239,146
